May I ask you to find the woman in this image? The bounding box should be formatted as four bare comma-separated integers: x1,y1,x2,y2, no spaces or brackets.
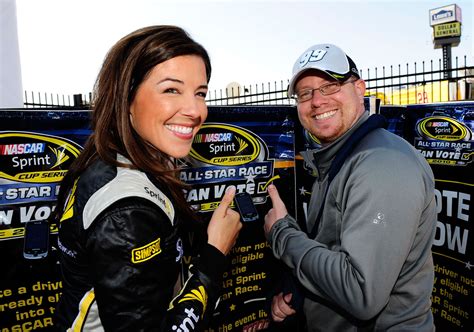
53,25,242,331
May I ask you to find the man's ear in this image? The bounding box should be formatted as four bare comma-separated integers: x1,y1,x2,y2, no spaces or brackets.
354,79,366,98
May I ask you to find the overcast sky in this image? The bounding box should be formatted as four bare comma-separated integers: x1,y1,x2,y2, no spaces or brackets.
14,0,474,95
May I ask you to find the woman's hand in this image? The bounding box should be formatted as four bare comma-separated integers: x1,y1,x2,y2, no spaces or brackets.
207,186,242,255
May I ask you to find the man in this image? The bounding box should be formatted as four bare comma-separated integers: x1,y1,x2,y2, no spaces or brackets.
264,44,436,331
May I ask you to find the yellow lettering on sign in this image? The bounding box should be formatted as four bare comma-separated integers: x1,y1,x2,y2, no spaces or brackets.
434,22,461,38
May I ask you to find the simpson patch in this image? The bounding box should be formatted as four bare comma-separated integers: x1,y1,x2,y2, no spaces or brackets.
131,237,162,263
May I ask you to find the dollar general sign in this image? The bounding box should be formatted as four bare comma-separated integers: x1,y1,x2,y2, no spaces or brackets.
433,22,461,39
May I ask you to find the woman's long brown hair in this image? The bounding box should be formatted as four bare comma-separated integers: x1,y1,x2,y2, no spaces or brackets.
53,25,211,223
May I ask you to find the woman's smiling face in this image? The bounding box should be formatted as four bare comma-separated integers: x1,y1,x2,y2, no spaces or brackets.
129,55,208,158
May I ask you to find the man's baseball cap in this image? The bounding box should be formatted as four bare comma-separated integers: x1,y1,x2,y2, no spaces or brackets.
288,44,360,96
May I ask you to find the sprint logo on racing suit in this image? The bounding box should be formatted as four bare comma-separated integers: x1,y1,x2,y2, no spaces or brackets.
169,284,208,314
177,285,208,313
169,286,208,331
172,308,200,332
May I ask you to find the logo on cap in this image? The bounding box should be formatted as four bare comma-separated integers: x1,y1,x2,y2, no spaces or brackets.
299,49,327,68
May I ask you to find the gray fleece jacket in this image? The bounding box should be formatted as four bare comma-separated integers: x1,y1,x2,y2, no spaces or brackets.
269,112,437,331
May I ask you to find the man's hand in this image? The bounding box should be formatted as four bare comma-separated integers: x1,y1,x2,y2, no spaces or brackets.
271,292,296,322
264,184,288,237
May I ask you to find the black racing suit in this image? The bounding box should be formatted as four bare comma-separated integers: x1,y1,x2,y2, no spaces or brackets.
55,157,226,331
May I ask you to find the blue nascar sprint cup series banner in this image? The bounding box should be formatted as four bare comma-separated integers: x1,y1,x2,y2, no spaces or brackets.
0,106,297,332
0,110,91,331
293,101,473,331
2,101,471,331
380,102,473,331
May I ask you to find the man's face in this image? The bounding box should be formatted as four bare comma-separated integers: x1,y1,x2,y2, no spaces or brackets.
295,71,366,145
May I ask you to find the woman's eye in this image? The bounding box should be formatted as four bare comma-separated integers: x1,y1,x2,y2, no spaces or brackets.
164,88,179,94
196,91,207,98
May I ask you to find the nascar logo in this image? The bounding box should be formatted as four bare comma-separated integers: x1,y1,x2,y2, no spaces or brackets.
190,123,261,166
416,116,471,141
0,143,45,155
193,132,233,143
0,132,82,183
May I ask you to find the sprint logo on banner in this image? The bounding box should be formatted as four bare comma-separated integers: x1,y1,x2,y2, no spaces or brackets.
415,116,473,166
0,131,82,236
0,131,81,183
183,123,275,212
